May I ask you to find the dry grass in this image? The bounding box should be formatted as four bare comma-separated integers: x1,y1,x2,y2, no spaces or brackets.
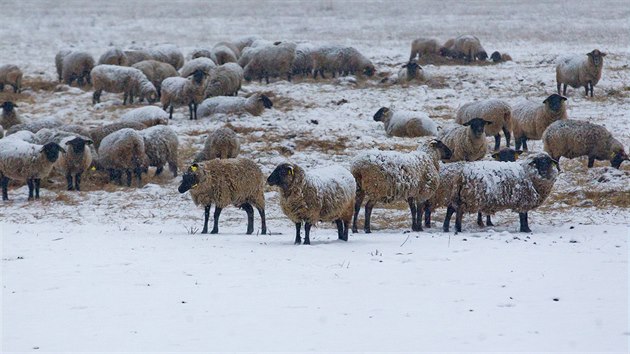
23,76,59,92
295,136,348,153
417,54,497,67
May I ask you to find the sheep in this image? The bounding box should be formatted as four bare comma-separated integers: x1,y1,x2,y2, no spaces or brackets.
193,127,240,162
439,38,455,57
179,57,217,78
237,45,267,68
351,139,452,233
160,69,208,120
443,153,559,233
89,121,146,150
439,117,493,162
311,45,375,78
372,107,437,138
96,128,148,187
123,49,153,66
147,44,185,70
233,35,263,52
138,125,179,177
190,48,217,63
396,60,426,83
311,45,344,79
5,130,36,142
243,42,297,83
91,64,158,105
197,92,273,118
0,138,65,200
409,38,439,60
556,49,606,97
267,163,356,244
292,43,315,77
1,101,22,131
0,64,23,93
61,51,95,87
204,63,243,97
98,47,128,66
177,159,267,235
212,43,239,64
120,106,169,127
5,117,63,136
455,99,512,151
55,49,72,82
58,124,93,139
131,60,178,99
451,35,487,61
490,51,512,63
35,130,93,191
542,120,629,169
511,93,568,151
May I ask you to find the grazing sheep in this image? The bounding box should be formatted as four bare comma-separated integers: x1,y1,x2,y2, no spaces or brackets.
98,48,128,66
243,42,297,83
0,64,23,93
238,43,272,68
556,49,606,97
397,60,426,83
310,45,341,79
190,48,217,63
451,35,487,61
204,62,243,97
0,138,65,200
193,127,240,162
147,44,185,70
97,128,148,187
292,43,315,77
439,38,456,57
372,107,437,138
179,57,217,78
197,92,273,118
120,106,169,127
542,120,629,169
455,99,512,150
511,93,568,151
35,131,93,191
439,118,492,162
89,121,146,150
443,153,559,233
490,51,512,63
1,101,22,131
91,65,158,105
409,38,439,60
61,51,95,86
131,60,178,99
212,43,239,64
160,69,208,120
311,45,374,78
55,49,72,82
351,139,452,233
267,163,356,244
124,49,153,66
233,35,263,52
138,125,179,177
177,159,267,235
5,117,63,136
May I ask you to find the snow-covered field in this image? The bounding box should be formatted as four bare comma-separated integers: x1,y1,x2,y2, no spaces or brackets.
1,0,629,352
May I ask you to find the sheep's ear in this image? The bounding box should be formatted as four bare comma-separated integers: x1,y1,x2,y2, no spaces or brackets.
462,120,472,126
514,150,522,159
551,159,561,172
601,52,607,57
85,139,93,145
491,152,500,160
12,103,17,107
402,63,408,68
484,120,493,125
287,165,294,176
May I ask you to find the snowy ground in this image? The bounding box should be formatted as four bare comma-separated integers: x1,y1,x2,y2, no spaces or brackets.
1,0,629,352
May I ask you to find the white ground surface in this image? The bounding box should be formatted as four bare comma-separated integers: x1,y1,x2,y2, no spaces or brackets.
1,0,629,352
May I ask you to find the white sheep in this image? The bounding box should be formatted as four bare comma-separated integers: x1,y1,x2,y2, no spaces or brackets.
91,64,158,105
243,42,297,83
179,57,217,78
36,131,94,191
120,106,169,127
196,92,273,118
511,93,568,151
396,60,426,83
450,35,487,61
138,125,179,177
55,49,72,82
455,99,512,151
409,38,439,60
372,107,437,138
147,44,185,70
98,47,128,66
439,118,492,162
204,62,243,97
123,49,153,66
131,60,178,99
5,117,63,136
96,128,148,187
211,43,239,65
556,49,606,97
160,69,208,120
0,64,23,93
193,127,240,162
61,51,95,87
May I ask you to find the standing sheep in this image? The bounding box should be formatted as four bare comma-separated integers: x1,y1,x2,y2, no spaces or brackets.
267,163,356,244
89,121,146,150
211,44,239,65
5,117,63,136
455,99,512,150
177,159,267,235
451,35,487,61
243,42,297,83
131,60,178,99
1,101,22,131
439,118,492,162
120,106,169,127
147,44,185,70
193,127,240,162
91,65,158,105
204,62,243,97
337,46,375,77
372,107,438,138
61,51,95,87
124,49,153,66
542,120,629,169
0,64,23,93
96,128,148,187
409,38,439,60
179,57,217,78
55,49,72,82
556,49,606,97
45,134,93,191
190,48,217,63
160,69,208,120
292,42,315,77
138,125,179,177
196,92,273,118
98,48,128,66
511,93,568,151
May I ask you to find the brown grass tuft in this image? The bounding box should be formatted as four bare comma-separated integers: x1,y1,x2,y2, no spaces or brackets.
417,54,496,67
23,77,59,92
295,136,348,153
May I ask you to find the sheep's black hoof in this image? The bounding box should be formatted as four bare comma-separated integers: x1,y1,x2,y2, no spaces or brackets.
201,229,208,234
303,240,310,245
520,227,531,233
364,229,371,234
487,221,494,227
351,227,358,233
210,229,219,234
246,229,253,235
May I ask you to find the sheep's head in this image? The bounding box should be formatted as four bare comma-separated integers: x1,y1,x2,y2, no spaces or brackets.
439,47,451,57
259,94,273,109
65,136,93,154
178,164,202,193
373,107,391,122
403,61,420,78
543,94,567,112
492,148,522,162
587,49,606,67
490,51,502,62
2,101,17,113
528,153,560,178
610,140,629,169
363,63,375,77
429,139,452,160
191,69,207,85
41,142,66,163
463,117,492,138
267,163,300,190
476,51,488,61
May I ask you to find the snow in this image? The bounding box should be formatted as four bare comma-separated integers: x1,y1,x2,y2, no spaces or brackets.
306,164,355,197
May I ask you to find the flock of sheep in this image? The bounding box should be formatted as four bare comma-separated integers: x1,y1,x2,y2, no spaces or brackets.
0,34,627,245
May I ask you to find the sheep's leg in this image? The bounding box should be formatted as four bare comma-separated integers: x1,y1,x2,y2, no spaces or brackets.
556,82,561,95
129,90,134,104
304,222,312,245
352,190,365,233
265,76,270,84
519,212,531,232
125,170,132,187
486,215,494,226
66,173,74,191
562,84,567,96
335,219,344,239
415,201,423,231
589,82,594,97
13,84,18,93
521,137,528,151
255,205,267,235
502,127,511,147
588,157,595,168
423,201,432,228
123,91,128,105
241,203,254,235
193,102,198,120
27,179,35,200
493,134,501,151
443,205,455,232
477,212,484,227
454,207,463,233
167,105,173,119
287,73,292,82
169,162,178,177
92,90,101,104
294,222,302,244
364,200,376,233
514,136,521,150
407,197,419,231
34,179,42,199
1,176,9,201
201,205,211,234
75,173,82,191
188,103,194,120
134,167,143,187
0,83,4,91
210,207,222,234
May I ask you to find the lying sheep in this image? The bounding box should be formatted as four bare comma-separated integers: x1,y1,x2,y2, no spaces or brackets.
89,121,146,150
444,153,559,233
0,64,23,93
268,163,356,244
556,49,606,97
131,60,178,99
55,49,72,82
212,43,239,65
1,101,22,131
197,92,273,118
179,57,217,78
511,93,568,151
0,138,65,200
204,62,243,97
351,139,452,233
138,125,179,177
451,35,487,61
193,127,240,162
243,42,297,83
120,106,169,127
61,51,95,87
36,130,93,191
397,60,426,83
490,51,512,63
97,128,148,187
160,69,208,120
178,159,267,235
373,107,437,138
98,48,128,66
542,120,629,169
439,117,492,162
147,44,185,70
455,99,512,150
6,117,63,136
91,64,158,105
123,49,153,66
409,38,439,60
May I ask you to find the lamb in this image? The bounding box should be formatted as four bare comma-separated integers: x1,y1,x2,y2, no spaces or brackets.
160,69,208,120
204,62,243,97
443,153,559,233
147,44,185,70
55,49,72,82
243,42,297,83
131,60,178,99
0,64,23,93
123,49,153,66
96,128,148,187
119,106,169,127
511,93,568,151
396,60,426,83
179,57,217,78
490,51,512,63
5,117,63,136
138,125,179,177
455,99,512,150
439,117,493,162
292,43,315,77
89,121,146,150
0,138,65,200
91,64,158,105
177,159,267,235
409,38,439,60
98,48,128,66
267,163,356,244
351,139,452,233
542,120,629,169
193,127,240,162
451,35,487,61
197,92,273,118
1,101,22,131
211,43,239,64
556,49,606,97
35,130,93,191
372,107,437,138
61,51,95,87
